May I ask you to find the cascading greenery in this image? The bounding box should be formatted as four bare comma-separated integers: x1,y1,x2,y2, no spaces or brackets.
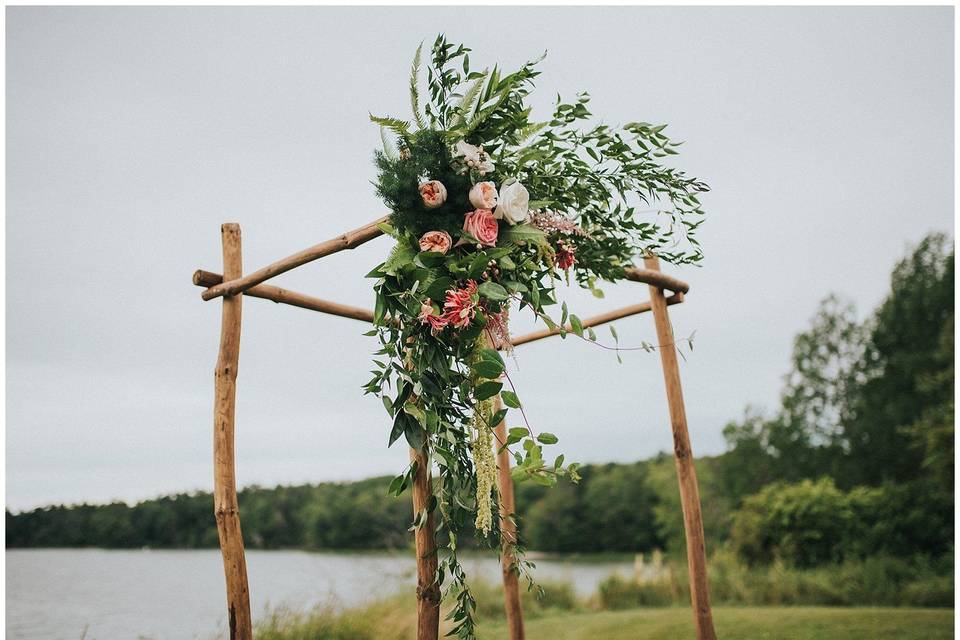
363,34,708,638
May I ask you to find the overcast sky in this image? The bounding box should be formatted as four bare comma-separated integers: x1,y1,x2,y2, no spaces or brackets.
6,6,953,511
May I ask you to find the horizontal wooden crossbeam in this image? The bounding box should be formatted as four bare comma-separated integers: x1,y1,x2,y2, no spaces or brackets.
510,292,682,347
192,269,685,346
198,214,690,301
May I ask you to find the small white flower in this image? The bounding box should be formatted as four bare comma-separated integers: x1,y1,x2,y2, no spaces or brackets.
454,141,495,175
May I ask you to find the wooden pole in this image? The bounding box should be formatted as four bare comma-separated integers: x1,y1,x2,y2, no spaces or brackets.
212,224,253,640
643,255,716,640
492,395,525,640
201,215,389,300
409,446,440,640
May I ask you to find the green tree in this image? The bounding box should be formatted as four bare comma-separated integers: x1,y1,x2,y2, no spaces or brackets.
842,234,954,486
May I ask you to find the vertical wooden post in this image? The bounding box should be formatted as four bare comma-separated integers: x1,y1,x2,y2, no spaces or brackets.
410,446,441,640
212,223,253,640
493,395,525,640
644,255,717,640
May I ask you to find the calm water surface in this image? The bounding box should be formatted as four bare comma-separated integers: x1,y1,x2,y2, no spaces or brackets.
6,549,636,639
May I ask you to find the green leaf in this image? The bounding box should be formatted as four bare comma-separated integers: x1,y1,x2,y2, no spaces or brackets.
537,432,559,445
499,223,548,248
472,359,504,379
425,276,453,300
501,390,521,409
477,281,509,301
403,417,426,452
474,381,503,401
415,251,446,268
478,348,505,365
403,403,427,427
570,314,584,337
387,474,405,496
488,408,508,428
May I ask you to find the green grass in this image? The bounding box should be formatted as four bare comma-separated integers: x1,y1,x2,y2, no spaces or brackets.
477,607,954,640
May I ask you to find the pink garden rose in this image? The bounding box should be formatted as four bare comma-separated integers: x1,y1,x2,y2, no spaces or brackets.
469,181,499,210
419,230,453,254
418,180,447,209
443,281,479,329
462,209,499,247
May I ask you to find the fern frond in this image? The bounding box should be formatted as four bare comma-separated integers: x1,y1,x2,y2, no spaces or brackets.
369,114,411,137
517,121,549,145
452,70,488,128
409,42,426,130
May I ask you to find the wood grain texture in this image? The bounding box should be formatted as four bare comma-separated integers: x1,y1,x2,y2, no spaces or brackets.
212,224,253,640
409,447,440,640
493,394,525,640
193,270,374,322
643,255,716,640
201,215,389,301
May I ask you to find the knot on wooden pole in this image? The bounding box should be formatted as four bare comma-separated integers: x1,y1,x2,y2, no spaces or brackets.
416,583,442,605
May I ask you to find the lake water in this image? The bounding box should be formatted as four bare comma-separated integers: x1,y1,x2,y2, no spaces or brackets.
6,549,638,639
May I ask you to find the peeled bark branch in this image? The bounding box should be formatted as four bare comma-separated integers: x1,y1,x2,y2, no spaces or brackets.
201,215,389,301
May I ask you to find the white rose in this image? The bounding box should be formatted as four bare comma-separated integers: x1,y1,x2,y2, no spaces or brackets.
494,180,529,225
454,141,495,175
469,181,499,209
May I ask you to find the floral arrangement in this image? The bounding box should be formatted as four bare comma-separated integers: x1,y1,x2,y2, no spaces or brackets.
363,35,707,637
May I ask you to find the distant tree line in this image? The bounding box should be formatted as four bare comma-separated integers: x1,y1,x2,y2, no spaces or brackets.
7,234,954,567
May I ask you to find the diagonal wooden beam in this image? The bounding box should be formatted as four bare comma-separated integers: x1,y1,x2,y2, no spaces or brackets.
510,293,683,347
193,270,374,322
200,215,389,301
624,265,689,294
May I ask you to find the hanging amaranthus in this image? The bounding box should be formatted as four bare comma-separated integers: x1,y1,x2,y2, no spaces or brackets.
470,397,497,535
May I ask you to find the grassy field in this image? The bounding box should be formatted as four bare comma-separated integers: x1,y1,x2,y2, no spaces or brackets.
476,607,955,640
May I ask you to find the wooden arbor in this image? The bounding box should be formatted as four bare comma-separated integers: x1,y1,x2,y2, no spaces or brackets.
193,217,717,640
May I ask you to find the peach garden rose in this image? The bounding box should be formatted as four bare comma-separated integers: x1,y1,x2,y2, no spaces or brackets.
469,181,498,210
419,230,453,254
418,180,447,209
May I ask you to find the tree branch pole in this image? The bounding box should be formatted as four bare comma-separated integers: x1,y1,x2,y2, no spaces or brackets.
201,215,389,301
492,393,526,640
643,255,716,640
403,337,441,640
409,445,441,640
212,224,253,640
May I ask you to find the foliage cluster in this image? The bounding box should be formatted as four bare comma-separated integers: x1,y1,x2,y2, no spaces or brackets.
364,34,707,635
